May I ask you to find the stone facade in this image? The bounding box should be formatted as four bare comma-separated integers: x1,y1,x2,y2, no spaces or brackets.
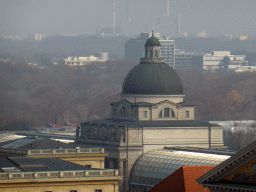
76,34,225,192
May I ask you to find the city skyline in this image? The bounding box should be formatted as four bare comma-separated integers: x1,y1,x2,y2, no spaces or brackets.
1,0,256,37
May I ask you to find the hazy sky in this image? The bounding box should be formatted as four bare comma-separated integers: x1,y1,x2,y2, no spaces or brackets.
1,0,256,37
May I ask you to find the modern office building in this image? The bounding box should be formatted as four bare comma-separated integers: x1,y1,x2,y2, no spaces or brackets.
159,37,175,68
203,51,248,72
175,49,202,69
125,32,175,68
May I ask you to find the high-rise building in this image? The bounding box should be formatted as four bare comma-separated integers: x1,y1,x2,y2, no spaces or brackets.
159,37,175,68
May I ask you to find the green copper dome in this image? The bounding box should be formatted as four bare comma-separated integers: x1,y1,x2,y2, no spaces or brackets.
145,35,161,47
122,63,183,95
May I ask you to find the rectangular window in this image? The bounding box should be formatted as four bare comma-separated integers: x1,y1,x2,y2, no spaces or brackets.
70,190,77,192
95,190,102,192
185,111,189,118
164,108,170,117
143,111,147,118
85,165,91,168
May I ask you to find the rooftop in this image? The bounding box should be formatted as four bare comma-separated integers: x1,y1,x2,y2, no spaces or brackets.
0,157,119,181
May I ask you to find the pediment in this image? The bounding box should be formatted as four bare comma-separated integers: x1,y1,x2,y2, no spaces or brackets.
197,141,256,188
153,100,179,108
224,158,256,184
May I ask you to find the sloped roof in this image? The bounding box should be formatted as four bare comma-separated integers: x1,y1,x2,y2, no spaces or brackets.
148,166,216,192
197,140,256,191
0,137,73,150
8,157,96,172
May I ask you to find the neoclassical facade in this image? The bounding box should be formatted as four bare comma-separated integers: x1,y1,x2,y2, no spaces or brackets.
76,33,225,192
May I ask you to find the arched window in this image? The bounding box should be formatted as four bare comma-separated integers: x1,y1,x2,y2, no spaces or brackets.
164,108,170,117
171,109,175,117
149,50,153,58
145,50,148,58
154,50,158,58
159,110,162,118
121,107,126,117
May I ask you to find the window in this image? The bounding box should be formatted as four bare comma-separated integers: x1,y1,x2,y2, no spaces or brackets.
143,111,147,118
159,110,162,118
121,107,125,117
185,111,189,118
145,50,148,57
113,108,116,116
85,165,91,168
149,50,153,58
133,110,138,118
95,190,102,192
154,50,158,58
171,109,175,117
164,108,170,117
70,191,77,192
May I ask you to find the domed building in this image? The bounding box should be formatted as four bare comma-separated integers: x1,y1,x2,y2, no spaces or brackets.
76,33,225,192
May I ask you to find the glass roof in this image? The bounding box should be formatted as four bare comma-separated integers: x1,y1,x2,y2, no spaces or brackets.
129,149,230,187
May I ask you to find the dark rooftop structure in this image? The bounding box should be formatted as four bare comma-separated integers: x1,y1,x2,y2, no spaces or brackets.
122,63,184,95
144,33,161,47
0,137,72,150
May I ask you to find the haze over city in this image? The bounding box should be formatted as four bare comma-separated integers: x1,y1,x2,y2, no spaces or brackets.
2,1,256,192
1,0,256,37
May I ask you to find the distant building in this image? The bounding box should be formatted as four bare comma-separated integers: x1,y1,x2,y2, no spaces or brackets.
0,156,121,192
239,35,248,41
202,51,248,72
175,49,202,69
197,31,206,38
125,32,175,68
227,65,256,72
159,37,175,68
64,52,109,66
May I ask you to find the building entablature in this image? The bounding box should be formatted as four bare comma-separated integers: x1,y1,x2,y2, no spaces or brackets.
111,99,195,121
120,94,185,103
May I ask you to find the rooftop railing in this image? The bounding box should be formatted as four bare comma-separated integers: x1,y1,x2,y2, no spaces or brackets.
0,169,119,180
27,148,104,155
0,148,104,155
